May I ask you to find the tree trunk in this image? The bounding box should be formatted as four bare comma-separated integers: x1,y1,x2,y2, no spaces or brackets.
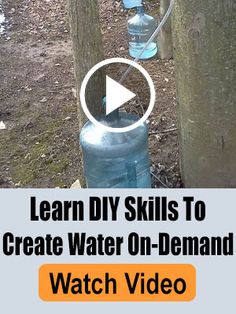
68,0,105,186
68,0,105,127
159,0,173,59
172,0,236,187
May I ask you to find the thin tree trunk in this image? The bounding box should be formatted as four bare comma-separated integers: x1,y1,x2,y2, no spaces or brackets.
68,0,105,127
172,0,236,187
159,0,173,59
68,0,105,186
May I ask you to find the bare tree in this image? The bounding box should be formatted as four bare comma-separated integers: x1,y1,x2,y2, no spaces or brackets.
68,0,105,128
173,0,236,187
68,0,105,186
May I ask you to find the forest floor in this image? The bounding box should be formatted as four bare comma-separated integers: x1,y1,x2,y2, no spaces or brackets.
0,0,181,188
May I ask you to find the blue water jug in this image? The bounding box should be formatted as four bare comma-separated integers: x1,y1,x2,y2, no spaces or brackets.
122,0,142,9
80,112,151,188
128,5,158,59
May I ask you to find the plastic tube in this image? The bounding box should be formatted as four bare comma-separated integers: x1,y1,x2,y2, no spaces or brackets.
119,0,175,84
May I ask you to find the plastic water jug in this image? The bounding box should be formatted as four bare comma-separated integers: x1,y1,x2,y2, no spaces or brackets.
128,5,158,59
80,112,151,188
122,0,142,9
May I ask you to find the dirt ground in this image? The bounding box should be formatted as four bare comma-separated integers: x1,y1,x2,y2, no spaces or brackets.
0,0,181,188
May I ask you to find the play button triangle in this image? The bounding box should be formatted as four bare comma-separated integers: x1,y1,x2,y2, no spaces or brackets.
106,75,136,115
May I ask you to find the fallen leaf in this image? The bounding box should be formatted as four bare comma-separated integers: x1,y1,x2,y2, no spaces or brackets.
0,121,6,130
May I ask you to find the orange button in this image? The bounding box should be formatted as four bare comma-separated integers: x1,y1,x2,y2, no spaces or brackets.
39,264,196,302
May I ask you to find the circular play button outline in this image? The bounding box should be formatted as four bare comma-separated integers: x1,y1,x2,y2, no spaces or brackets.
80,57,156,133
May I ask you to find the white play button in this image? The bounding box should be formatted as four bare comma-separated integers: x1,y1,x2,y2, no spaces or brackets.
80,58,155,133
106,75,136,115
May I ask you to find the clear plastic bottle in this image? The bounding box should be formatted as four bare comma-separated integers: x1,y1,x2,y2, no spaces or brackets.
122,0,142,9
128,5,158,60
80,112,151,188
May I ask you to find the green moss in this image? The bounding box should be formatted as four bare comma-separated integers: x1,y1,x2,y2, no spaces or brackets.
12,164,37,185
31,142,49,159
0,96,78,187
46,158,69,174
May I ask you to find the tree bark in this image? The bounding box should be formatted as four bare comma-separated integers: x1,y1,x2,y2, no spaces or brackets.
68,0,105,128
68,0,105,186
172,0,236,187
159,0,173,59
